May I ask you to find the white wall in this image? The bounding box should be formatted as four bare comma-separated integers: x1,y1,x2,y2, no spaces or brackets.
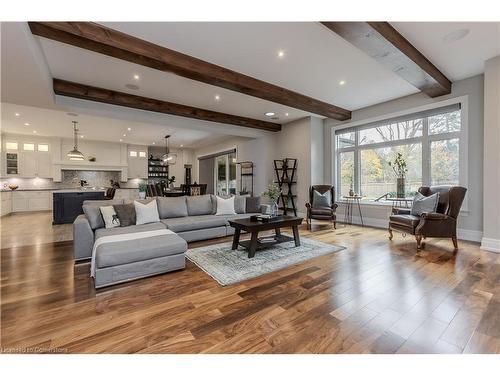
274,117,312,213
481,56,500,252
192,135,277,197
324,75,485,241
191,117,324,215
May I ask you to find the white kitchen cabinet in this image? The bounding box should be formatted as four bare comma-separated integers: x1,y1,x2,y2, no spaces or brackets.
37,153,52,178
19,152,52,178
1,191,12,216
11,191,53,212
19,152,37,177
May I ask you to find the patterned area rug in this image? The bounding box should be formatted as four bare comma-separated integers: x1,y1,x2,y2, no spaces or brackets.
186,237,345,286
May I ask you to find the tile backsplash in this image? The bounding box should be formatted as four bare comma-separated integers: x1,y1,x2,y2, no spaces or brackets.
61,170,121,188
1,170,146,190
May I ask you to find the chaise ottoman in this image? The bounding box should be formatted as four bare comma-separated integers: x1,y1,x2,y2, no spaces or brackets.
91,229,187,288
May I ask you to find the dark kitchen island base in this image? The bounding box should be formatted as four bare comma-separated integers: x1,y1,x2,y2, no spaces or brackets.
52,190,105,224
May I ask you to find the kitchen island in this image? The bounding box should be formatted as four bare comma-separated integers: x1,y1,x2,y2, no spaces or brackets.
52,189,105,224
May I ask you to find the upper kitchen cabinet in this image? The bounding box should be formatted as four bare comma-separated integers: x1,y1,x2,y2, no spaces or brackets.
0,137,53,178
18,143,52,178
127,145,148,179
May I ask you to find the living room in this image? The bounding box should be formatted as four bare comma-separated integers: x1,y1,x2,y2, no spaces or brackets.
1,0,499,372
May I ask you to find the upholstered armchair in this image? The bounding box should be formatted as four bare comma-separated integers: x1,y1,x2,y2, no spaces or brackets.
305,185,338,230
388,186,467,251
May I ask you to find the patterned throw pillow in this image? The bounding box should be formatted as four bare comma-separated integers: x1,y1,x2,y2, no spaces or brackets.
410,192,440,216
99,206,121,229
312,190,332,209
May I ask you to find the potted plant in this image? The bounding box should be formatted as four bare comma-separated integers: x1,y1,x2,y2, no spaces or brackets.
261,183,282,217
388,153,408,198
138,182,147,199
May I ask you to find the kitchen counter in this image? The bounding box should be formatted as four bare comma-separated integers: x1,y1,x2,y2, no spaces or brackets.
54,189,107,193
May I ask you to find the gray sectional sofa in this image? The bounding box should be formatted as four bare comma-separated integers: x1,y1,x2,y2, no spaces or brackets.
73,194,260,288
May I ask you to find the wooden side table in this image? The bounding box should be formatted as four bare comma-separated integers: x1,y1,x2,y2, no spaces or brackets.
341,196,364,226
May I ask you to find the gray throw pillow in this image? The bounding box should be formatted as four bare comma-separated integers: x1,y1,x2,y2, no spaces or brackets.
312,190,332,209
157,196,188,219
113,203,136,227
411,192,440,216
245,196,261,213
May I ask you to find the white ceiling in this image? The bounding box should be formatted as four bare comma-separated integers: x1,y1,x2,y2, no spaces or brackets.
393,22,500,81
0,102,243,148
1,21,499,146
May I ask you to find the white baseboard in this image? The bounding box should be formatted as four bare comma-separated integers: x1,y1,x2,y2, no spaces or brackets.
480,237,500,253
336,215,482,243
457,228,483,243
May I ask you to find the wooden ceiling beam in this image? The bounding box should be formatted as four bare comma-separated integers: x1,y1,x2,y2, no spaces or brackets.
29,22,351,120
321,22,452,97
53,79,282,132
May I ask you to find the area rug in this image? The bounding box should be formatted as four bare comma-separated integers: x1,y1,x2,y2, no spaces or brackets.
185,237,345,286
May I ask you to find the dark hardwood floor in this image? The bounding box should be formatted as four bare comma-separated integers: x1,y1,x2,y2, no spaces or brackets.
1,223,499,354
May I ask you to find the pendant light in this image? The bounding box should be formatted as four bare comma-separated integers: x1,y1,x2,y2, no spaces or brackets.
161,135,177,165
67,121,85,160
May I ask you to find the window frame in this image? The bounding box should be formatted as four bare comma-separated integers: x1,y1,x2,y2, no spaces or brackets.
332,96,469,212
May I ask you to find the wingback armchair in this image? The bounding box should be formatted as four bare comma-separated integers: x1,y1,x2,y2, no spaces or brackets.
389,186,467,251
305,185,338,230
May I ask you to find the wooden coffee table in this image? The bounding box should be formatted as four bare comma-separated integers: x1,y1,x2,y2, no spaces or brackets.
228,215,303,258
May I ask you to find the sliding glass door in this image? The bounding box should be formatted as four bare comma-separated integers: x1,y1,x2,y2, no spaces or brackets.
215,152,236,196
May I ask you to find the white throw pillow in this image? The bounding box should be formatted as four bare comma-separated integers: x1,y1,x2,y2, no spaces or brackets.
134,199,160,225
215,196,236,215
100,206,120,229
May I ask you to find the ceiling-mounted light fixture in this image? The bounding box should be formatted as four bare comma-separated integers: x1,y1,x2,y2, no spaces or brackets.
161,135,177,165
67,121,84,160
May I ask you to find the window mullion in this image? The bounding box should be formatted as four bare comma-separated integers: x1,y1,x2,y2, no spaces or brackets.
354,131,360,195
422,117,430,186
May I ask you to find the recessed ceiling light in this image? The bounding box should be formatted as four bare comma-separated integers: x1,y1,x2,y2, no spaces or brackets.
265,112,275,117
152,142,155,145
215,94,220,101
339,80,346,86
133,74,140,80
180,144,184,148
125,84,140,90
15,113,20,117
123,134,126,137
127,127,132,131
285,112,289,117
80,135,84,138
119,139,123,142
277,50,285,58
33,130,37,134
24,122,30,126
443,29,470,44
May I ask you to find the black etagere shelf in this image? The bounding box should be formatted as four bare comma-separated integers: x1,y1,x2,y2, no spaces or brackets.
273,158,298,216
148,158,169,179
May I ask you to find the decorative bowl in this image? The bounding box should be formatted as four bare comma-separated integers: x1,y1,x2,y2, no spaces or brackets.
8,184,19,190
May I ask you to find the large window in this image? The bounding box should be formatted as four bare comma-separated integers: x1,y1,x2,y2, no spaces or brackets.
335,103,463,200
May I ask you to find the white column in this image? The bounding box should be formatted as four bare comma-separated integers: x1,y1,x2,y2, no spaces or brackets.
481,55,500,252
